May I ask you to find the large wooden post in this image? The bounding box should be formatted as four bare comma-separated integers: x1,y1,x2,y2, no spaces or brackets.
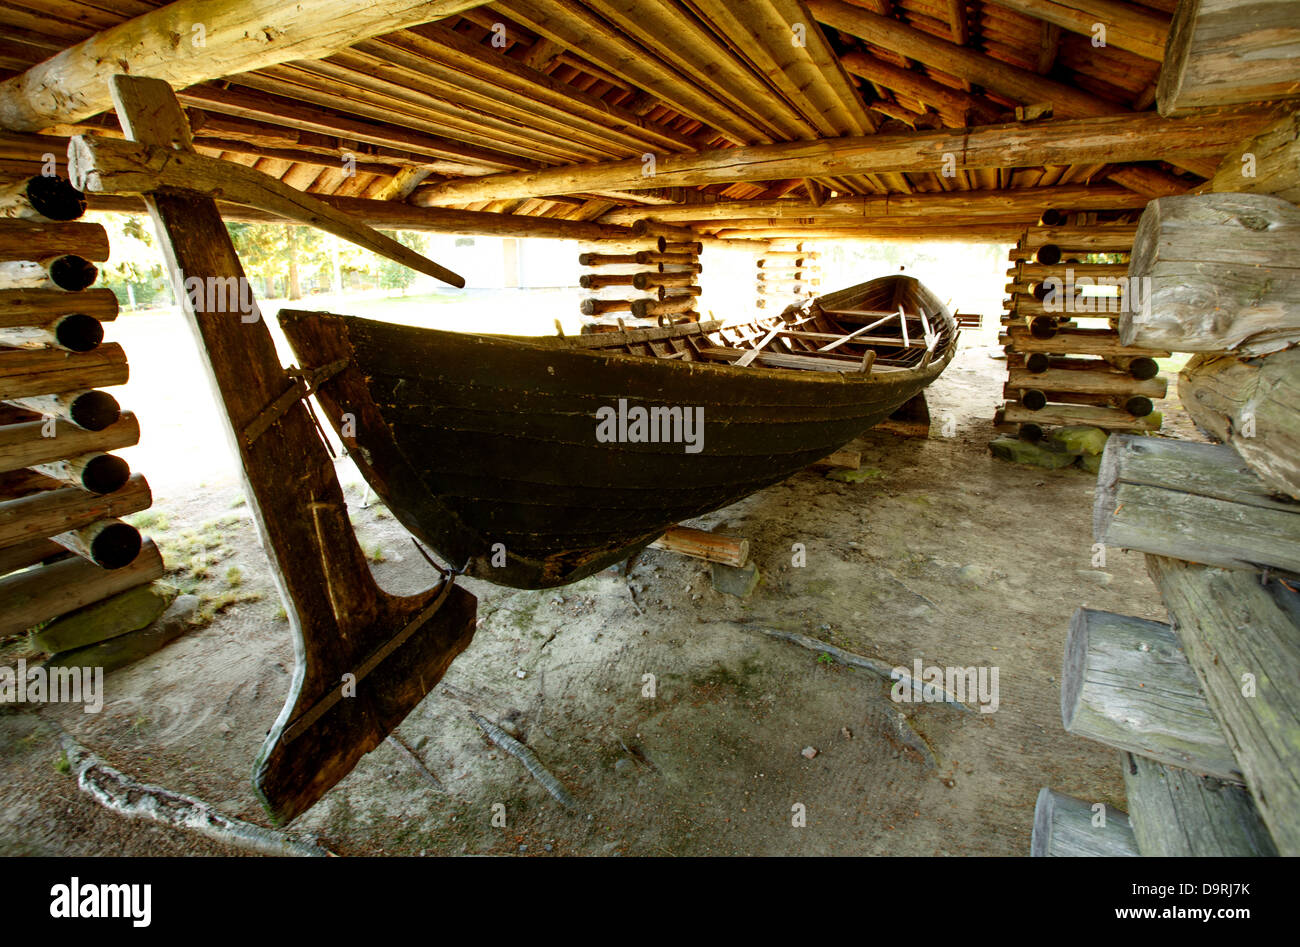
105,75,476,824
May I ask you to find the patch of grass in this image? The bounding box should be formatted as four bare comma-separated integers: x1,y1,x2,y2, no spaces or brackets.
128,510,170,532
193,588,264,626
273,606,287,622
366,544,386,564
54,751,70,775
229,494,247,508
225,566,243,588
817,652,835,666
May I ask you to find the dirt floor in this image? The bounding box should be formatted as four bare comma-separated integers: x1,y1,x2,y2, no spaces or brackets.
0,308,1201,857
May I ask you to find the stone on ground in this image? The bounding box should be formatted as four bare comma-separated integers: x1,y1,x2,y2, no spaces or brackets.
34,584,173,654
711,560,761,598
988,436,1076,469
1048,425,1109,456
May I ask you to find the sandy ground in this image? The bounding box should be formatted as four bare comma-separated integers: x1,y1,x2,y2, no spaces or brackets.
0,303,1201,857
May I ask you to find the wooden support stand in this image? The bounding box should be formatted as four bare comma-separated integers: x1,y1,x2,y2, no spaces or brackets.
995,214,1164,437
649,526,749,568
578,220,701,329
97,75,477,824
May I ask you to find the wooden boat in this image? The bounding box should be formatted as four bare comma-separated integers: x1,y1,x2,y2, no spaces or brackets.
278,274,958,589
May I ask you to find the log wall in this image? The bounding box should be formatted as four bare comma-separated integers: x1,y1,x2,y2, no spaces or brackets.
0,175,163,658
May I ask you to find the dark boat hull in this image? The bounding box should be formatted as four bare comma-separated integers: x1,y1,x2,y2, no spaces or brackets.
279,279,955,588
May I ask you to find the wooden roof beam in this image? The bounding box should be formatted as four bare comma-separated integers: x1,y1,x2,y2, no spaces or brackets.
382,26,703,152
810,0,1125,117
598,183,1151,224
990,1,1170,62
1106,163,1195,197
82,191,640,241
176,84,533,174
580,0,819,141
492,0,770,144
812,0,1211,178
411,106,1278,205
0,0,492,131
840,51,1004,126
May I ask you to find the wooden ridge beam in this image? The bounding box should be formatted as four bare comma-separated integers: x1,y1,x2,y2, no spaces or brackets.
414,108,1277,205
0,0,492,131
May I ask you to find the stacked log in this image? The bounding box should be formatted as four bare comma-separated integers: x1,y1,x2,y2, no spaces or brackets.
1041,141,1299,858
755,242,820,310
1030,788,1138,857
996,216,1167,437
0,176,163,641
578,219,701,328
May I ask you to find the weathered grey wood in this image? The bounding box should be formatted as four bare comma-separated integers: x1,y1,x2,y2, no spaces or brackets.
1146,554,1300,856
0,539,163,636
1062,608,1242,780
0,312,104,352
1124,193,1300,355
1030,788,1139,856
0,256,98,292
1095,435,1300,574
53,517,143,570
1122,752,1278,857
9,390,121,431
1157,0,1300,116
107,75,477,824
1210,111,1300,205
1178,349,1300,500
35,452,131,495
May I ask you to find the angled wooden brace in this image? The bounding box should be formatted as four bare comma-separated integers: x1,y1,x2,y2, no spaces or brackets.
98,74,477,824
